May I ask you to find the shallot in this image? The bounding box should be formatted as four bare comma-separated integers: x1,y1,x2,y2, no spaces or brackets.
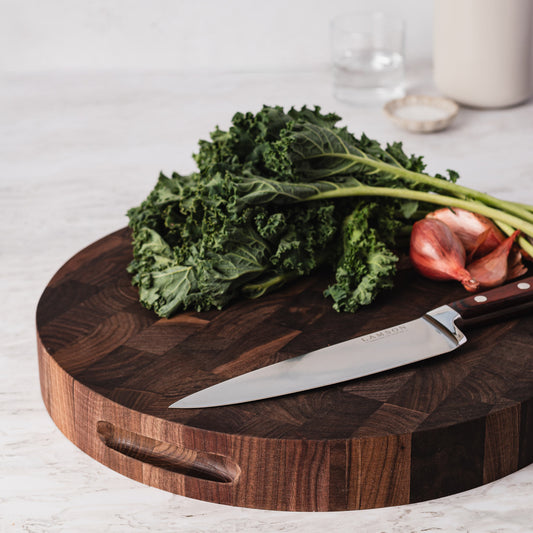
409,218,479,291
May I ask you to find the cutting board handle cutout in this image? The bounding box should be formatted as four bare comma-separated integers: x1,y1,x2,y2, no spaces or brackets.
96,421,240,484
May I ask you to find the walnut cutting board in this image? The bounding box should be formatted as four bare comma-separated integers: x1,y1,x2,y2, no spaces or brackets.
36,228,533,511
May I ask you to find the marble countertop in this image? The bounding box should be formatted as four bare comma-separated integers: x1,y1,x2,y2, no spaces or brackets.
1,64,532,532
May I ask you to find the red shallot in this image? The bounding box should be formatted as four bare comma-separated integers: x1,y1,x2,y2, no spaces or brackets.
410,218,479,291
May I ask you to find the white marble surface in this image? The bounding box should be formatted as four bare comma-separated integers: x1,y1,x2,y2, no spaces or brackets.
1,65,533,532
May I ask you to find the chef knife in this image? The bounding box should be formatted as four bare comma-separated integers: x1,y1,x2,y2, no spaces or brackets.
169,277,533,409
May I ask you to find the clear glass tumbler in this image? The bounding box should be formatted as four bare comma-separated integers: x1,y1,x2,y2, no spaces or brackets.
330,12,406,104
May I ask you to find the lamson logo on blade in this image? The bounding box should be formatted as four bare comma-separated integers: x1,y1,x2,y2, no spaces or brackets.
360,324,409,343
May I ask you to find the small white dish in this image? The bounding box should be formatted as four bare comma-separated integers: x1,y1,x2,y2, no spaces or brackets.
383,94,459,133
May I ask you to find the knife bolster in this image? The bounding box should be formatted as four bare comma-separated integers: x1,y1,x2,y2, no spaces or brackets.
425,305,466,345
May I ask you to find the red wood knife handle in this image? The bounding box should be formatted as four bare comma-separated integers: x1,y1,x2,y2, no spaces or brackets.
448,276,533,324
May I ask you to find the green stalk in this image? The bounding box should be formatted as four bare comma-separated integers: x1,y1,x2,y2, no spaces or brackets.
506,200,533,214
242,271,299,298
313,153,533,223
494,220,533,259
305,184,533,238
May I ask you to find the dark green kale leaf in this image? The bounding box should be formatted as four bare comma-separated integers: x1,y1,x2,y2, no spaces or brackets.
323,201,402,312
285,122,429,189
127,105,461,317
127,170,346,317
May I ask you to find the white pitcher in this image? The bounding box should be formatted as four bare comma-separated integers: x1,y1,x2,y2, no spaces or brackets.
433,0,533,108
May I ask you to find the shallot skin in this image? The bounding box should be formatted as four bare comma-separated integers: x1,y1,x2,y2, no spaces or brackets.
410,218,479,291
426,207,505,259
467,230,523,288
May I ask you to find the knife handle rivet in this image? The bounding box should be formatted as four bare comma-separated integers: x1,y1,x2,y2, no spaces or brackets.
474,295,488,303
517,282,531,290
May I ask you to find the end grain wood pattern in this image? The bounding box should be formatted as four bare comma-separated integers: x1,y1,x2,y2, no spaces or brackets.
36,228,533,511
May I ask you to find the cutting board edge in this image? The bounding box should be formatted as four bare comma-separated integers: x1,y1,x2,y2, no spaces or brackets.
37,329,533,511
34,227,533,511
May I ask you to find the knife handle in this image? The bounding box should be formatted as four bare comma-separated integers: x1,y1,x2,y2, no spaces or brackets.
447,276,533,327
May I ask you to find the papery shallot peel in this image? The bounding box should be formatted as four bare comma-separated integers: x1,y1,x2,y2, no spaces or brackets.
467,230,526,289
426,207,505,260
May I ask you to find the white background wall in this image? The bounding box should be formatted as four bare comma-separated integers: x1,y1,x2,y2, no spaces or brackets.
0,0,434,73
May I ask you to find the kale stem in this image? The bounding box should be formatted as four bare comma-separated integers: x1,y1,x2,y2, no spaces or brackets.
506,200,533,213
314,153,533,223
242,271,299,298
305,185,533,238
494,221,533,259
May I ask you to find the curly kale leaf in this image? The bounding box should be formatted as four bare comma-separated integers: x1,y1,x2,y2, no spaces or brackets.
286,123,428,188
194,105,342,182
323,202,401,312
127,105,460,317
127,170,344,317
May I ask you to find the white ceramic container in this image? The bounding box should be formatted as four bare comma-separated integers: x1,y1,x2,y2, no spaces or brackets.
433,0,533,108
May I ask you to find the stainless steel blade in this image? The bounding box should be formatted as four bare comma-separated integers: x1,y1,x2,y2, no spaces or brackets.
169,305,466,408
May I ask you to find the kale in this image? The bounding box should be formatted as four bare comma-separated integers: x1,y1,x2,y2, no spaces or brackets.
127,105,533,317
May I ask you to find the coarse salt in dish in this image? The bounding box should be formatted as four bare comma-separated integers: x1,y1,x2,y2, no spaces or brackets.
384,95,459,133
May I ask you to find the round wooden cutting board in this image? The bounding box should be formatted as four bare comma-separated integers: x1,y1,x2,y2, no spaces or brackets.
36,228,533,511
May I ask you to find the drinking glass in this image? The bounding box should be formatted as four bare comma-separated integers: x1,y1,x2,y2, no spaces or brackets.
330,12,406,104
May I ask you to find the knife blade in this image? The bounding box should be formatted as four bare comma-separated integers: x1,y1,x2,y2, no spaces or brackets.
169,277,533,409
